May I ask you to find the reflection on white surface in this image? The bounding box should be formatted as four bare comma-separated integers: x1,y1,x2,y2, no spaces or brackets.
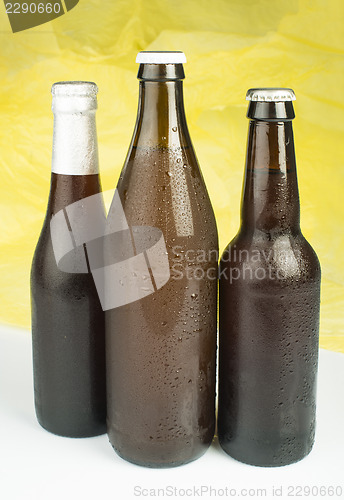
0,324,343,500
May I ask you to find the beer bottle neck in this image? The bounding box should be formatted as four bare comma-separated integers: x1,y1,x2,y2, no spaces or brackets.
51,107,99,176
47,173,102,216
46,82,102,216
49,104,100,215
133,64,191,149
241,120,300,235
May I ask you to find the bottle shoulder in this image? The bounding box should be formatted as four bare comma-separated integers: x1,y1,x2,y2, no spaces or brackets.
117,146,218,247
220,230,321,285
31,224,96,295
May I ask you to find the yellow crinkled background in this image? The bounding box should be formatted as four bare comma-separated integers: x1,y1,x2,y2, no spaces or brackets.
0,0,343,351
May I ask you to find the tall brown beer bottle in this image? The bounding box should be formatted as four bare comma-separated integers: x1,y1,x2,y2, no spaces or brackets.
105,52,218,467
31,82,106,437
218,88,321,467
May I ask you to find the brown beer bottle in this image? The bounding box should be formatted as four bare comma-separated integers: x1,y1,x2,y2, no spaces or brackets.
105,51,218,467
218,88,321,466
31,82,106,437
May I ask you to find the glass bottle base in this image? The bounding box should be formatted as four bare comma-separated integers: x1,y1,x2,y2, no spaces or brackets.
219,435,315,467
109,438,212,468
36,413,106,439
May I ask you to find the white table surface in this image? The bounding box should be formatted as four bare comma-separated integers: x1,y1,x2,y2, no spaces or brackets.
1,324,343,500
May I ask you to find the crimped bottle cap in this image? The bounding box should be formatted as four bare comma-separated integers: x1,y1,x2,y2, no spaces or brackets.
51,81,98,97
51,81,98,113
136,51,186,64
246,88,296,102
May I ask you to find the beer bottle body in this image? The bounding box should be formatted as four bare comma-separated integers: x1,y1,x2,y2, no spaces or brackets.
106,54,218,467
218,90,321,466
31,82,106,438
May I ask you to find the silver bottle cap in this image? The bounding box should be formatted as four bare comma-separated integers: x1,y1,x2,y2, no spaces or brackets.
51,81,99,175
246,88,296,102
52,81,98,97
136,51,186,64
52,81,98,113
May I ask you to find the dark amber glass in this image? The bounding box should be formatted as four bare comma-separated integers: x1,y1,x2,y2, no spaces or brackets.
218,97,321,467
105,60,218,467
31,173,106,437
